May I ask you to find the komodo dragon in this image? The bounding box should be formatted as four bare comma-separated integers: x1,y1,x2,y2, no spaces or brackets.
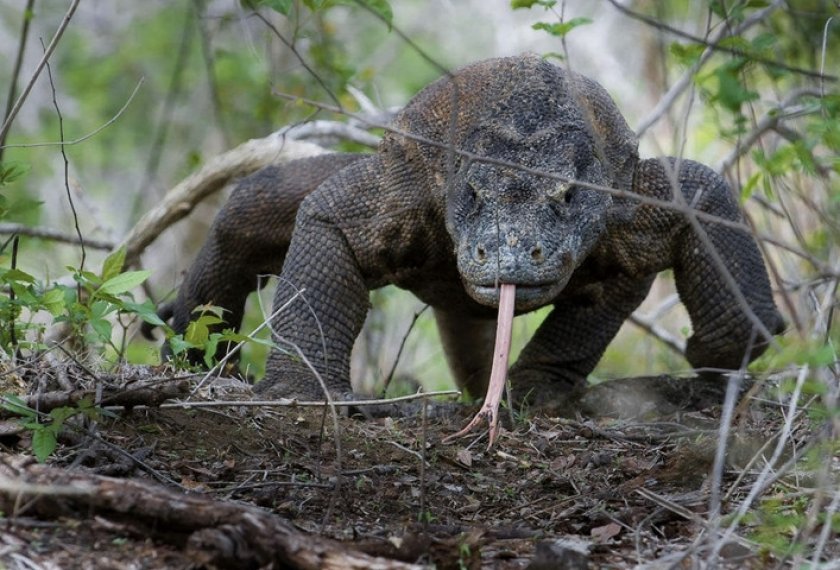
160,54,784,421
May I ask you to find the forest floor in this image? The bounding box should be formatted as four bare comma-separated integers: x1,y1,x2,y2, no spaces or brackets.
0,366,825,569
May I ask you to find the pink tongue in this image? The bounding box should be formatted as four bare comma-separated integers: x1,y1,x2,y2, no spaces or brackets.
444,283,515,448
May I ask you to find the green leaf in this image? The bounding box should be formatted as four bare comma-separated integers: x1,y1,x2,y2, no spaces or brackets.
41,288,66,316
0,267,36,284
121,299,168,328
511,0,556,7
1,395,37,419
49,406,78,424
531,17,592,38
101,248,126,282
98,270,150,296
251,0,293,15
670,42,705,67
0,161,30,187
203,334,220,367
32,428,57,463
168,335,195,356
185,314,224,345
90,317,113,342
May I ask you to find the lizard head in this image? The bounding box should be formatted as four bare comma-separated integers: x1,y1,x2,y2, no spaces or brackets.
446,122,612,311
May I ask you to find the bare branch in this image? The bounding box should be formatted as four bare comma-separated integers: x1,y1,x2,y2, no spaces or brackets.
632,0,789,137
279,120,381,148
627,313,686,357
0,79,145,150
0,0,81,146
0,223,113,250
0,0,36,162
116,135,328,267
718,88,824,174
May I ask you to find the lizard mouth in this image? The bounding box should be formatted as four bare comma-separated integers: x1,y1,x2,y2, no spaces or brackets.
469,283,560,311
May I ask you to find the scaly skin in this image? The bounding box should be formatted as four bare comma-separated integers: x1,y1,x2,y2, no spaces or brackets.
161,55,784,410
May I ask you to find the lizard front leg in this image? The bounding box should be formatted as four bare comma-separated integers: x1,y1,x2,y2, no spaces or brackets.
164,154,362,364
509,272,656,414
255,156,436,400
628,158,784,369
255,190,370,399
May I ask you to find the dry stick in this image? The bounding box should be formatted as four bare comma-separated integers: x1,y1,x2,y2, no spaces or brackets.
0,223,113,250
194,0,230,149
443,283,516,449
630,0,788,137
133,1,196,219
2,79,144,152
116,136,327,268
713,362,809,559
8,236,20,351
157,391,460,411
0,0,36,162
252,10,342,110
0,0,80,146
704,330,756,565
381,304,430,396
189,286,307,396
42,37,86,289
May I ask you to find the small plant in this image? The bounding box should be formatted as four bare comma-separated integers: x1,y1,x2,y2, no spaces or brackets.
0,395,108,462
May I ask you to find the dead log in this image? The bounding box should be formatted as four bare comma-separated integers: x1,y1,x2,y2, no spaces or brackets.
0,457,426,570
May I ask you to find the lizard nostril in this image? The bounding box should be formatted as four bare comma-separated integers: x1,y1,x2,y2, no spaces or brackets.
475,244,487,264
531,245,544,264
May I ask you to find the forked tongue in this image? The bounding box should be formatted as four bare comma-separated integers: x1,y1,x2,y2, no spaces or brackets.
443,283,515,448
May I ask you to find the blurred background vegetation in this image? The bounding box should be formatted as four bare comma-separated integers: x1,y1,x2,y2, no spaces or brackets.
0,0,837,396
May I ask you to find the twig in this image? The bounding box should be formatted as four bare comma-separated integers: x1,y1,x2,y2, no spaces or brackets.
194,0,231,148
42,36,86,291
0,79,144,151
133,1,196,218
718,88,823,174
609,0,831,83
0,0,36,162
381,304,429,395
626,312,686,357
631,0,789,137
388,441,430,468
0,0,81,147
157,390,459,410
8,236,20,351
714,362,810,557
188,286,307,395
279,120,381,148
115,135,327,268
251,9,342,109
0,223,113,250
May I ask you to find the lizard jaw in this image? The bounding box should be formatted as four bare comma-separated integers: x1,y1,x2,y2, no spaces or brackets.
469,280,566,311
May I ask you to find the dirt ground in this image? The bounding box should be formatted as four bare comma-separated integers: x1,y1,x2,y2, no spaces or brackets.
0,367,827,569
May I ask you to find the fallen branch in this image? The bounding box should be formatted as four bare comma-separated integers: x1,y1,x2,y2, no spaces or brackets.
117,135,329,267
0,222,114,250
0,458,425,570
0,375,193,418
